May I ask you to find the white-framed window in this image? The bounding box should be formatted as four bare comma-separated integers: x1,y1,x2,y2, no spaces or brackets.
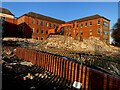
50,23,52,27
97,28,100,34
97,20,100,25
90,21,92,26
80,30,83,35
41,21,44,26
46,22,49,27
103,21,108,27
32,19,34,24
104,31,108,35
89,30,92,35
80,23,83,28
32,28,34,33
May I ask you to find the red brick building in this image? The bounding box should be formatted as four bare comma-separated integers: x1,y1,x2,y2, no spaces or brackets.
0,8,18,37
64,15,110,45
1,8,110,44
17,12,65,40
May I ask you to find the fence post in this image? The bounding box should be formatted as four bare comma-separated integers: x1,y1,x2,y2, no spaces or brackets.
60,58,64,78
68,61,72,82
71,62,75,83
65,60,69,80
74,63,79,82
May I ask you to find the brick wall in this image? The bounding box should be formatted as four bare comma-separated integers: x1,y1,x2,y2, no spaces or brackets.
64,18,110,45
17,15,60,40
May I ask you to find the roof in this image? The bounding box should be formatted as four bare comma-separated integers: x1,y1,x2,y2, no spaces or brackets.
68,14,110,23
0,8,14,16
19,12,65,24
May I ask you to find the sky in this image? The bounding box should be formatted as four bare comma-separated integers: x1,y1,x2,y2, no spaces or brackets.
1,2,119,42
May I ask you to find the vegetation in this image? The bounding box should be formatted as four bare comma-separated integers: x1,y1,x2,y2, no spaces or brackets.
111,18,120,47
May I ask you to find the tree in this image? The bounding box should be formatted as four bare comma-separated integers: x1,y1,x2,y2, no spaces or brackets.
111,18,120,47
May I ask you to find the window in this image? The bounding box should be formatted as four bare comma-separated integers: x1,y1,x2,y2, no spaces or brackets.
37,20,40,25
32,28,34,33
41,37,44,40
85,22,87,27
97,28,100,34
90,21,92,26
41,30,44,34
46,30,48,34
104,31,108,35
80,31,83,35
103,21,108,27
97,20,100,24
50,23,52,28
41,21,44,26
0,17,5,24
89,30,92,35
76,32,78,36
54,24,56,28
69,33,71,36
36,29,39,34
36,37,38,40
80,23,83,27
46,22,49,27
76,24,79,28
32,19,34,24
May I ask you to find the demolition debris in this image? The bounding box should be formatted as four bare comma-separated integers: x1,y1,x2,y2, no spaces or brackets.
2,43,73,90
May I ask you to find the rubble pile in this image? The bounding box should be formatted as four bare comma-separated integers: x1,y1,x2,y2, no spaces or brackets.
3,37,42,45
3,36,120,58
43,35,83,51
39,35,120,57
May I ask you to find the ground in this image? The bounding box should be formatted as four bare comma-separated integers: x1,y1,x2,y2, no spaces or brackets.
3,35,120,76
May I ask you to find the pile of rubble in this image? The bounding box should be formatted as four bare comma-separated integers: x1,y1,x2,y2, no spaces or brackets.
39,35,120,57
3,36,120,58
3,37,42,45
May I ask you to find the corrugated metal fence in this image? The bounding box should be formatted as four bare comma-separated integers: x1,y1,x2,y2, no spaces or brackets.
14,47,120,90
